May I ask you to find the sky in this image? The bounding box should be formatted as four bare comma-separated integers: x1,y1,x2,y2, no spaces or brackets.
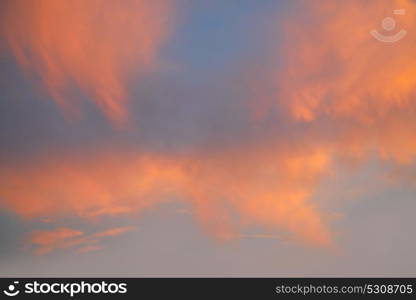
0,0,416,276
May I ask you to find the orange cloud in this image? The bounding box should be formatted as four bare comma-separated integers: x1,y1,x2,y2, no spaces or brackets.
76,245,102,254
0,145,333,248
278,0,416,124
269,0,416,165
1,0,174,125
28,227,84,255
27,226,137,255
95,226,137,238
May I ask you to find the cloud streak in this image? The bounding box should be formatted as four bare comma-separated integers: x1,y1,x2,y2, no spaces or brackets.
1,0,174,125
28,227,85,255
1,144,333,249
95,226,137,238
27,226,137,255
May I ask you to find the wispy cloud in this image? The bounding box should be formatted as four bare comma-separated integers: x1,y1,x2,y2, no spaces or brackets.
1,0,174,126
273,0,416,163
95,226,137,238
3,145,333,249
76,244,103,254
239,234,280,240
28,228,85,255
28,226,137,255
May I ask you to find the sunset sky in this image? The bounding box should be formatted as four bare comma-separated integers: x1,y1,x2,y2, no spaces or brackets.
1,0,416,276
